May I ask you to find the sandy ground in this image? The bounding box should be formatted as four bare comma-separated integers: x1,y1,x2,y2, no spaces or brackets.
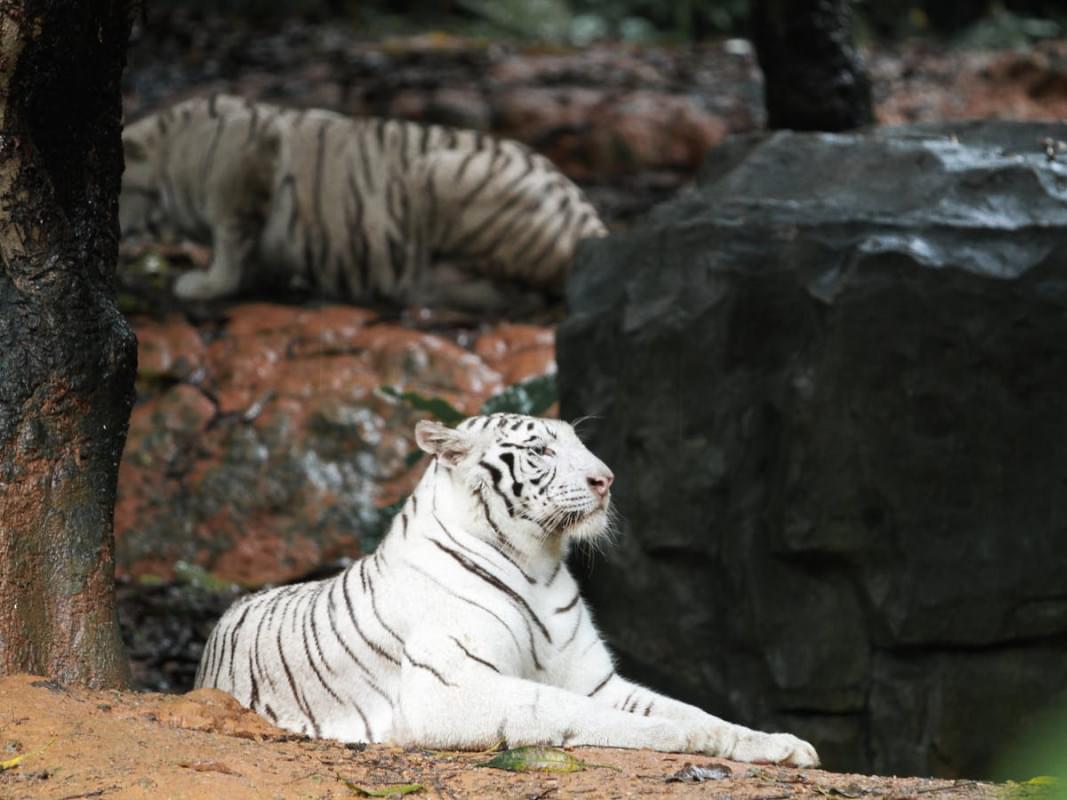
0,675,996,800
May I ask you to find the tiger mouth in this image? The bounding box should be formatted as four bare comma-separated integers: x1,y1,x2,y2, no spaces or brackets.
550,505,608,540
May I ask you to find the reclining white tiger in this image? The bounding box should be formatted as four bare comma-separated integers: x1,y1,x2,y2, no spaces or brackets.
195,413,819,766
120,94,606,311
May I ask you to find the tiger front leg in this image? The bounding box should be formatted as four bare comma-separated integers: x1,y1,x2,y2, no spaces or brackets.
588,673,819,767
391,634,689,752
173,220,254,300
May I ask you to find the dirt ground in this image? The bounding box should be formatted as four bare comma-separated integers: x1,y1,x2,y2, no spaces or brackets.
0,675,996,800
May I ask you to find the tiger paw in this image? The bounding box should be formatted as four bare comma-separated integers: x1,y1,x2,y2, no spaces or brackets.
730,731,820,768
174,270,235,301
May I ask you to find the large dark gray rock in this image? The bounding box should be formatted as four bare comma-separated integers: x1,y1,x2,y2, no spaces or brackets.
558,122,1067,778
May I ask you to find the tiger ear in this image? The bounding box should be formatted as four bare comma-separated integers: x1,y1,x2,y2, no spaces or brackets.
415,420,471,466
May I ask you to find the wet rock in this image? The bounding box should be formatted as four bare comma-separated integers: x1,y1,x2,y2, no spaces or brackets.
474,323,555,385
117,304,554,587
558,122,1067,778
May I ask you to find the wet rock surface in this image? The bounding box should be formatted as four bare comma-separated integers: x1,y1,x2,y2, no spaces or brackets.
558,121,1067,779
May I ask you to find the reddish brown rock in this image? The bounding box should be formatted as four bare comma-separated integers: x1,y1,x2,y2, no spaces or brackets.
116,305,554,586
133,313,206,380
492,87,728,178
475,323,556,385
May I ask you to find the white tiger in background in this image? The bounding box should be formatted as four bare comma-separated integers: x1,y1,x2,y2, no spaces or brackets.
195,413,819,766
120,94,606,312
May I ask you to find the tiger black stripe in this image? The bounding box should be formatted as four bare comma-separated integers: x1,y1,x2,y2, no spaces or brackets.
342,569,401,666
402,560,525,660
276,593,322,737
366,569,404,645
386,236,407,284
588,670,615,697
301,614,345,706
344,164,370,292
326,579,392,703
445,163,533,255
428,534,551,643
404,648,455,688
397,121,410,172
497,451,527,497
451,636,501,674
555,592,580,614
310,120,333,280
307,583,336,675
199,114,228,194
478,459,515,516
226,604,252,688
561,605,583,650
251,597,278,696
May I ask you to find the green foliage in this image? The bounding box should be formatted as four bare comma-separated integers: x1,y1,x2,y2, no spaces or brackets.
479,746,589,772
994,698,1067,789
479,745,620,773
380,372,558,425
379,385,466,426
172,561,242,593
480,373,559,417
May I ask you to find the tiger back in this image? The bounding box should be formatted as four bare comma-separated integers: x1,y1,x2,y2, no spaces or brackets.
195,413,819,767
121,95,606,311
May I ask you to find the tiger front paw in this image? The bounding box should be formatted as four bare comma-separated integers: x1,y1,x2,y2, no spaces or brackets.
730,730,820,768
174,268,238,300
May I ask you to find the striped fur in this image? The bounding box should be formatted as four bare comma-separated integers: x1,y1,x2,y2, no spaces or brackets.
194,413,818,766
121,95,606,310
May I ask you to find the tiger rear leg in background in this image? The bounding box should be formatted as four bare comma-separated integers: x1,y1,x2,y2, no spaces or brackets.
173,128,281,301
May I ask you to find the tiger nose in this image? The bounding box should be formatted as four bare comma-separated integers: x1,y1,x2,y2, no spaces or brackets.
587,471,614,498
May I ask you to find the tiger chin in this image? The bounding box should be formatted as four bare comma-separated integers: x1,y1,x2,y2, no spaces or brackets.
120,94,606,313
195,413,819,768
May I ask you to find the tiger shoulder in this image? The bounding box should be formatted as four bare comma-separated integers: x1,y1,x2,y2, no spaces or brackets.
120,94,606,311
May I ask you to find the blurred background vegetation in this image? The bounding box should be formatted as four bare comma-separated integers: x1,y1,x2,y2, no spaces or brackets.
145,0,1066,47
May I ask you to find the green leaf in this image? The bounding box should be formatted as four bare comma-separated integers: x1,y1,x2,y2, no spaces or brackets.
480,374,558,417
172,561,240,593
339,776,424,797
379,386,465,426
404,450,427,469
479,746,587,773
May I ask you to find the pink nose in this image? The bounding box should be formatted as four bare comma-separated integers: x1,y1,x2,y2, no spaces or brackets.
587,471,614,498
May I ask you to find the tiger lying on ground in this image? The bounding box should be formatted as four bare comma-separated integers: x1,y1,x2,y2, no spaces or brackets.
120,95,606,312
195,413,819,766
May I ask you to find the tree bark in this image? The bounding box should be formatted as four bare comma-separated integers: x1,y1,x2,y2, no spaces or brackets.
0,0,136,687
750,0,873,132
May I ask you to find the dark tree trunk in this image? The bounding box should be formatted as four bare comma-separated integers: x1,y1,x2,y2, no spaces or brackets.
749,0,873,132
0,0,136,687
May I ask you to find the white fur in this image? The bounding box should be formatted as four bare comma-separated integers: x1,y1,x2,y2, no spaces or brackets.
195,413,819,767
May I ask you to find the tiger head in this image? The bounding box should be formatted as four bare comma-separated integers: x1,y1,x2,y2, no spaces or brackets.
415,413,614,549
119,123,168,241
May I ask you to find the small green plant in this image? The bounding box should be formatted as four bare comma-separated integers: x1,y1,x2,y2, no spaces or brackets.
381,372,558,425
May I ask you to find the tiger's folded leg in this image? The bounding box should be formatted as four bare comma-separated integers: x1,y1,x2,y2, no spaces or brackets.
392,633,690,752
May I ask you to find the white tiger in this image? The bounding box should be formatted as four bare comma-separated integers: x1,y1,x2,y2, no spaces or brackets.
120,94,606,311
195,413,819,766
